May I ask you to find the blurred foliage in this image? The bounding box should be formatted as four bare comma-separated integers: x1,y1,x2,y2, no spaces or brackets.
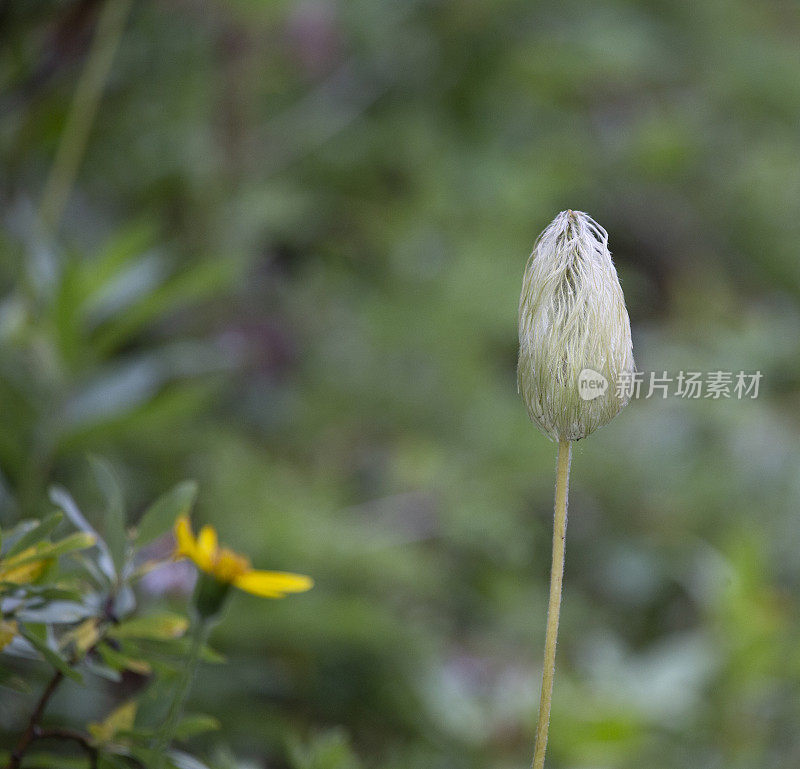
0,469,227,768
2,0,800,767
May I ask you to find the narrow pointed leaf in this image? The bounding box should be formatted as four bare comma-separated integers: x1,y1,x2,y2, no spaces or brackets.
89,456,127,573
50,486,116,581
108,612,188,641
5,513,63,558
19,628,82,682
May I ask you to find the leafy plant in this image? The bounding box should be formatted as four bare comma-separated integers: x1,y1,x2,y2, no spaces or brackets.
287,729,363,769
0,463,222,769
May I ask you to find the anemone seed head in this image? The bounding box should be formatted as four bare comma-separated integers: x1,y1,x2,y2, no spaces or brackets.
517,210,634,441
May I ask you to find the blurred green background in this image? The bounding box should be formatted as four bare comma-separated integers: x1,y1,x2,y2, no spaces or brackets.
2,0,800,767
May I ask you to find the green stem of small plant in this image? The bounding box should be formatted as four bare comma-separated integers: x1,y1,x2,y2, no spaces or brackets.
152,616,210,769
531,439,571,769
39,0,132,232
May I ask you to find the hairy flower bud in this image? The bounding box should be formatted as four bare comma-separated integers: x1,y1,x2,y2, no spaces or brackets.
518,210,634,441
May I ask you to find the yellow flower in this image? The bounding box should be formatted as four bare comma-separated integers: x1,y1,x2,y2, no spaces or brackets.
173,516,313,598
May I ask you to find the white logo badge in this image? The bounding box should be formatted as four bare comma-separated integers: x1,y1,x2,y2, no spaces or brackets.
578,368,608,400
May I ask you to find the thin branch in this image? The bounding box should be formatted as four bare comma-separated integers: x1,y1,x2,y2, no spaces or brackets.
34,727,99,769
7,670,64,769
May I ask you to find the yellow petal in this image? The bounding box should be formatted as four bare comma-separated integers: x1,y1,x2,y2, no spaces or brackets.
174,516,213,571
196,525,218,569
233,569,314,598
174,515,197,558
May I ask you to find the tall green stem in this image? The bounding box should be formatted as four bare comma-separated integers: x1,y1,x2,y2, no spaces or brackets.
40,0,132,232
152,617,209,768
531,439,571,769
19,0,131,518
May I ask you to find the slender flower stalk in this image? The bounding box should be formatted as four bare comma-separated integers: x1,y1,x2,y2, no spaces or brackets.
518,211,633,768
532,440,570,769
152,616,210,769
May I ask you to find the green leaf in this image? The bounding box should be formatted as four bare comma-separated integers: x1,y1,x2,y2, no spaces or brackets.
17,600,94,624
112,727,155,744
108,612,189,641
44,532,98,558
136,481,198,546
89,699,138,745
287,729,363,769
0,618,19,652
0,665,31,693
0,521,38,558
50,486,116,581
73,552,108,586
143,636,225,663
89,456,127,573
126,746,159,767
82,221,158,308
49,487,98,537
114,636,224,674
13,585,82,602
174,714,220,739
83,657,123,683
5,512,63,558
94,260,232,356
1,751,86,768
97,642,152,675
5,533,97,570
19,627,82,682
167,750,211,769
98,754,132,769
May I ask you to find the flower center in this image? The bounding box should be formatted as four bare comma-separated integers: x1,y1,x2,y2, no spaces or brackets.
211,548,250,582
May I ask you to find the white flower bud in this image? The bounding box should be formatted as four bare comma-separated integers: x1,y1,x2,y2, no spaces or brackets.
518,210,634,441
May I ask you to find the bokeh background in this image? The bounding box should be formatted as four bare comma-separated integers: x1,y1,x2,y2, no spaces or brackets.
2,1,800,767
